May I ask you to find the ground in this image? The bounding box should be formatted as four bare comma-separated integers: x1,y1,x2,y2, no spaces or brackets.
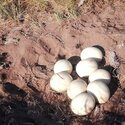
0,0,125,125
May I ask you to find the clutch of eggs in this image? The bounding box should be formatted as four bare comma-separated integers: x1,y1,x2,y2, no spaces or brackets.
50,46,111,116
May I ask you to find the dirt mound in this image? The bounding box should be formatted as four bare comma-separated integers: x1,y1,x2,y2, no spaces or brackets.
0,1,125,125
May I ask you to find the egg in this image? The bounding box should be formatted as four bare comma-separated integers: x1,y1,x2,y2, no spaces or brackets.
50,71,73,93
70,92,96,116
87,80,110,104
54,59,73,74
80,47,103,62
89,69,111,85
76,59,98,77
67,79,87,99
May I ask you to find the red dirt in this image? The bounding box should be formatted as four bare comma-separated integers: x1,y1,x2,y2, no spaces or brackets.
0,1,125,125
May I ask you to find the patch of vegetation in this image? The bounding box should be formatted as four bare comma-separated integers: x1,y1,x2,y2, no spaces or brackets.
0,0,79,21
0,0,120,21
0,0,26,20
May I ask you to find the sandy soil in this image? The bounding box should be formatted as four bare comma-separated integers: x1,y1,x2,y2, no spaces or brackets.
0,1,125,125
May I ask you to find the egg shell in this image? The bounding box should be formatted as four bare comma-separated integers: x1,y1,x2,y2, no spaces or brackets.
89,69,111,85
54,59,73,74
80,47,103,62
50,72,73,93
67,79,87,99
76,59,98,77
87,80,110,104
70,92,96,116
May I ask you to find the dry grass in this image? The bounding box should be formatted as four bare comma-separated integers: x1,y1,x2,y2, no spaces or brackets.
0,0,117,21
0,0,26,20
0,0,77,20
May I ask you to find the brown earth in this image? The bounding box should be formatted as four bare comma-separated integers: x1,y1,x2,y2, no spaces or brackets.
0,1,125,125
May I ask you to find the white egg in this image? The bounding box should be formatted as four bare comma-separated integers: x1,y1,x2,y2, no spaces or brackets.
67,79,87,99
87,80,110,104
50,72,73,93
70,92,96,116
80,47,103,62
54,59,73,74
89,69,111,85
76,59,98,77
